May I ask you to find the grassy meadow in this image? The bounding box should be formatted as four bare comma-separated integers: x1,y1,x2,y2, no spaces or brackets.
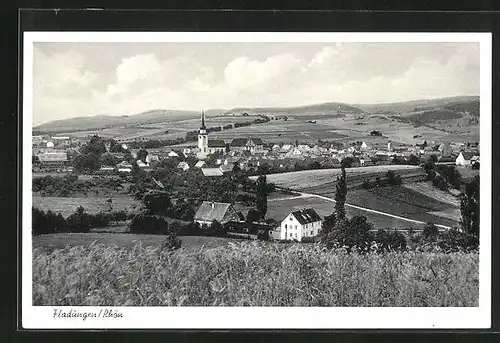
32,241,479,306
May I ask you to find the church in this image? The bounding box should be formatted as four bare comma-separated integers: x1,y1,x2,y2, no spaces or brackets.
197,110,227,159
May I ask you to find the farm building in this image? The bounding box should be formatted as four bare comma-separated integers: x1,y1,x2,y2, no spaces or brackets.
99,165,115,173
279,208,322,242
219,163,234,173
194,201,241,226
201,168,223,177
438,142,452,157
168,151,179,157
229,138,264,154
208,140,227,154
145,154,159,164
37,151,68,170
177,161,190,171
455,152,476,166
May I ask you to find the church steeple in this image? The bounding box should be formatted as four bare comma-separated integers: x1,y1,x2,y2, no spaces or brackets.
200,109,206,130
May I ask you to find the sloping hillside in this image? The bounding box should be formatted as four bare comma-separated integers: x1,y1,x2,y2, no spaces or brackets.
225,102,365,117
34,109,224,133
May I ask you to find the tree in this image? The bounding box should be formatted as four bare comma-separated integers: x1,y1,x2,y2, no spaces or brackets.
386,170,402,186
143,190,171,215
460,176,480,238
80,135,107,156
340,157,353,169
256,174,268,220
137,148,149,162
334,167,347,221
100,153,118,167
32,155,40,165
408,154,420,165
73,153,100,173
246,209,261,223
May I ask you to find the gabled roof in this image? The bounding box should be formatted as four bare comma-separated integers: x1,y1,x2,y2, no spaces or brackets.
289,208,322,225
38,152,67,162
195,160,206,168
219,163,234,172
194,201,233,223
201,168,223,176
208,139,226,148
459,151,476,160
177,161,189,168
230,138,250,147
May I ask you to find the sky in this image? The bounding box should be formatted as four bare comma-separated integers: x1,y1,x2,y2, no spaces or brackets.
32,42,480,125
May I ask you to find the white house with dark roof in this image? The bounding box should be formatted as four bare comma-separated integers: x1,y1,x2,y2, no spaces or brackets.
279,208,322,241
194,201,241,226
455,151,476,166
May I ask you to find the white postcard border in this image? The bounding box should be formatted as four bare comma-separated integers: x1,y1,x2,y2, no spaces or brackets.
22,31,492,329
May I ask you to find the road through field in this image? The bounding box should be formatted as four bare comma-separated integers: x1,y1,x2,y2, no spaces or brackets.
290,190,452,230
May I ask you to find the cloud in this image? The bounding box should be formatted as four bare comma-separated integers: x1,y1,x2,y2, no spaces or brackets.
32,42,480,125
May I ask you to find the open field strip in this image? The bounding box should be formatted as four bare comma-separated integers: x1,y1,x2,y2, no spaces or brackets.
288,191,452,230
402,182,459,207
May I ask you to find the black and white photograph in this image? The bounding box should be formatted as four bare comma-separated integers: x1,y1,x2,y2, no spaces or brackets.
22,32,491,329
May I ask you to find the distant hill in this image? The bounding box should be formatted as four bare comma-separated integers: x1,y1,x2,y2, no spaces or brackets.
33,109,224,133
353,96,479,115
33,96,479,134
224,102,365,117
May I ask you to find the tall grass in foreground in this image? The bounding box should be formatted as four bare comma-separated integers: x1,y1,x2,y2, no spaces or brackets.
33,242,479,306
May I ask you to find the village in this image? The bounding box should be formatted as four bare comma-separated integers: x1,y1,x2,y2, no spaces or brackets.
32,111,480,242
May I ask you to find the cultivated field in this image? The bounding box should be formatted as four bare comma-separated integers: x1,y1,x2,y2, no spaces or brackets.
32,233,232,253
347,188,459,228
32,196,141,218
267,195,428,230
32,241,479,306
262,165,425,194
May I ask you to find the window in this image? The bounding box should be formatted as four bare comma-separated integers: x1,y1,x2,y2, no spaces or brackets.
295,225,297,230
285,224,287,229
295,233,297,238
290,217,293,221
289,233,293,238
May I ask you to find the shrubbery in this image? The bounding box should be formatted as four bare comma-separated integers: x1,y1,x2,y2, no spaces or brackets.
129,211,169,235
32,206,117,235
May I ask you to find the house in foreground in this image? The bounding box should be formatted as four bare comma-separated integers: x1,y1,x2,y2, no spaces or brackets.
279,208,322,242
194,201,241,226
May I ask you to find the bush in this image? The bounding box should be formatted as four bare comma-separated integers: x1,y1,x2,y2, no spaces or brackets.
422,223,439,241
162,233,182,251
386,170,402,186
66,206,93,233
374,229,407,252
436,228,479,252
32,207,67,235
129,211,170,235
323,216,374,252
207,220,227,237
